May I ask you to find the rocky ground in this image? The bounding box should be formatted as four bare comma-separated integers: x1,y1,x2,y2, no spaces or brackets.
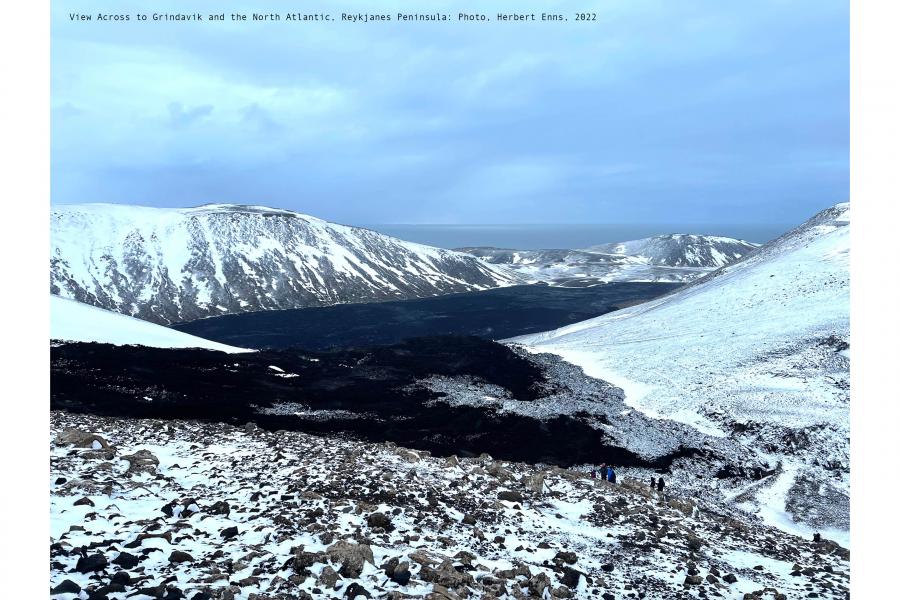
50,412,849,600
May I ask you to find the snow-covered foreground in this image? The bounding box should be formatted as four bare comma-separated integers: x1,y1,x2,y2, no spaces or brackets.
50,413,849,600
513,204,850,542
51,295,251,353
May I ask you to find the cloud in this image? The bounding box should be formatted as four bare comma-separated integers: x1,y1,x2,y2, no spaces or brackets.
167,102,213,129
51,0,848,226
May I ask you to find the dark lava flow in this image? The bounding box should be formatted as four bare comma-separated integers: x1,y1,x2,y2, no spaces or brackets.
51,336,695,469
171,282,681,350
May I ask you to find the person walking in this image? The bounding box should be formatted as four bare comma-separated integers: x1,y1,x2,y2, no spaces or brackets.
599,463,608,481
608,466,616,484
650,477,656,490
657,477,665,492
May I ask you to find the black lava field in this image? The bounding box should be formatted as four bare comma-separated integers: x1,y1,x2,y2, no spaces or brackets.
171,283,680,350
50,336,696,469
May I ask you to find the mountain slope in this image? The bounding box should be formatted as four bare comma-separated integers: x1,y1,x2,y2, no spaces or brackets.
585,234,758,267
51,295,251,353
513,204,849,540
51,204,521,325
459,235,758,285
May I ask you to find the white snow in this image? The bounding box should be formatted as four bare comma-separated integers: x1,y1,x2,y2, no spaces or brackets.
513,203,850,539
51,295,252,353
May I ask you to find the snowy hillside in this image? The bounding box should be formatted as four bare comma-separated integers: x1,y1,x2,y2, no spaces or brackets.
51,204,521,324
514,204,849,540
585,234,758,268
51,295,250,353
459,235,758,286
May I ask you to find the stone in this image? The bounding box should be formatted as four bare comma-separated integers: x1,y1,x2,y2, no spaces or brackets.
560,567,582,588
121,449,160,475
51,579,81,595
169,550,194,563
684,575,702,585
344,582,372,598
391,562,411,585
326,540,374,578
318,565,339,589
208,500,231,516
525,472,546,494
366,512,393,531
497,490,524,502
723,573,738,584
74,496,95,507
221,526,239,539
112,551,140,569
55,428,110,449
75,553,108,573
554,551,577,564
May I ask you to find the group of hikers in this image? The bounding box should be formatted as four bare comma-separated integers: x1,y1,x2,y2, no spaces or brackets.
590,463,667,493
590,464,617,483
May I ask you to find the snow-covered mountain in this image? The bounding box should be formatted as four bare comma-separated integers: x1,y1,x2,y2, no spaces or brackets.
51,204,521,325
51,295,250,353
513,203,849,541
459,235,758,285
585,234,758,268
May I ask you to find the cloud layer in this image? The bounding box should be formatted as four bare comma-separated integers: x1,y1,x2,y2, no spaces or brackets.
52,0,848,225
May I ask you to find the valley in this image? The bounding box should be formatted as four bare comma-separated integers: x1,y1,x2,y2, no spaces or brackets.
47,202,850,599
170,283,681,351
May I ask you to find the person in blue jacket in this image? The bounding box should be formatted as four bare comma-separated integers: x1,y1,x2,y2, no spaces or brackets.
607,466,616,484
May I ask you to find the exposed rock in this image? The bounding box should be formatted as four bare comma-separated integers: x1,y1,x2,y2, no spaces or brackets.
169,550,194,563
75,553,108,573
121,449,159,475
50,579,81,595
326,540,374,578
55,428,109,449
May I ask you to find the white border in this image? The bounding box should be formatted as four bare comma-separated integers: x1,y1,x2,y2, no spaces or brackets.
2,0,898,593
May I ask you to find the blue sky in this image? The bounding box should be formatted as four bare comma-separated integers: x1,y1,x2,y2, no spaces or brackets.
51,0,848,225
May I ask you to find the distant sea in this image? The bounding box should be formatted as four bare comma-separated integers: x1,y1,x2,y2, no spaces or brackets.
366,224,791,250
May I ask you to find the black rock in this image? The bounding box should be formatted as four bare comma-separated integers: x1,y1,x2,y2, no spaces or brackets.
168,550,194,563
498,491,524,502
74,496,95,507
55,477,67,485
111,571,131,585
220,526,239,539
684,574,702,585
113,551,140,569
344,582,372,598
208,500,231,516
75,553,108,573
367,512,393,531
723,573,738,584
601,563,614,573
190,593,213,600
391,563,411,586
51,579,81,595
561,567,581,588
555,551,577,564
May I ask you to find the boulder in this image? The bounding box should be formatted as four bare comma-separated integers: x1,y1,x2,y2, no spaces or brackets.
366,512,393,531
55,428,110,449
326,540,374,578
497,491,524,503
75,553,108,573
122,449,160,475
50,579,81,595
169,550,194,563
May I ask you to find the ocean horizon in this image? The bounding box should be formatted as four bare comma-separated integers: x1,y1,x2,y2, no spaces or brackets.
366,223,792,250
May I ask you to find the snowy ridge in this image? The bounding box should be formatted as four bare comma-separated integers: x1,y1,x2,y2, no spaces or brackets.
459,235,758,286
584,234,758,268
51,204,522,324
51,296,251,353
513,203,849,538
